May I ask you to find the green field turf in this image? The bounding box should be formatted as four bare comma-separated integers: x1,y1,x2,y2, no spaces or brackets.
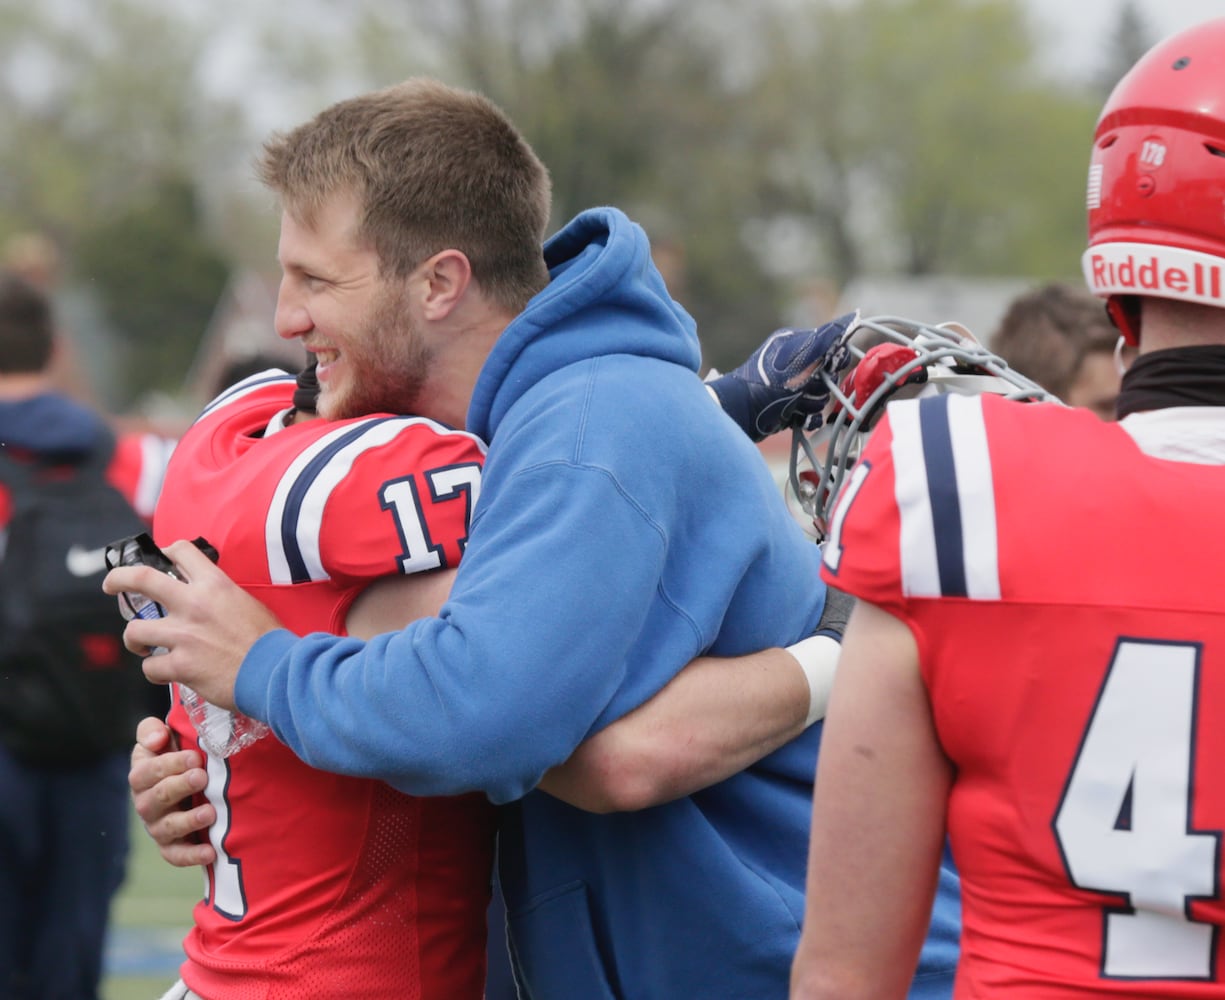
102,805,202,1000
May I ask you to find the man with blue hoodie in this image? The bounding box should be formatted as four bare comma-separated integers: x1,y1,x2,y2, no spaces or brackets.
107,78,960,998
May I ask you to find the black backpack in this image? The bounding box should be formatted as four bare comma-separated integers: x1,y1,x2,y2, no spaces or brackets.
0,432,156,765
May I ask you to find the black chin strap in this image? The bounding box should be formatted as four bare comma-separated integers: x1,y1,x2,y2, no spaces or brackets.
1116,345,1225,419
292,360,320,416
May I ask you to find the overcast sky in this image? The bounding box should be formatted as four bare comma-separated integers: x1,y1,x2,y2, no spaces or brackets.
1027,0,1220,72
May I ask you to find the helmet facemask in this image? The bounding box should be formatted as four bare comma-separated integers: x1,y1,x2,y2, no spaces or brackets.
786,315,1058,542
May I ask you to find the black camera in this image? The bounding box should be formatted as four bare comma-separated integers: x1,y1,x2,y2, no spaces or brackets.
103,532,218,621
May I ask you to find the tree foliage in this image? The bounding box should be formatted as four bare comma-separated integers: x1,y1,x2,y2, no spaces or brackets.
478,2,789,368
748,0,1099,287
0,0,1114,398
319,0,789,367
75,176,231,405
1094,1,1158,100
0,0,248,404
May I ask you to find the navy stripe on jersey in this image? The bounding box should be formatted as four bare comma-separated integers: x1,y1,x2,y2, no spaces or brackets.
918,396,968,597
280,420,383,583
263,414,486,586
891,393,1001,600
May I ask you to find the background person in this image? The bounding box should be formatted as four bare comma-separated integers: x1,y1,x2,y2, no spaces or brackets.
0,270,163,1000
990,280,1131,420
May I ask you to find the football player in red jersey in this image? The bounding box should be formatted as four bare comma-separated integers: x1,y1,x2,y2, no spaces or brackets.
142,366,497,999
793,17,1225,1000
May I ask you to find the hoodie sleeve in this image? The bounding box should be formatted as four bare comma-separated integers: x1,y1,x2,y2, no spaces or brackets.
236,458,678,803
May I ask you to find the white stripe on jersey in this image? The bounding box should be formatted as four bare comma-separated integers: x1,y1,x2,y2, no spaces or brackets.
198,370,296,424
891,399,940,597
947,394,1000,600
890,394,1000,600
134,434,177,519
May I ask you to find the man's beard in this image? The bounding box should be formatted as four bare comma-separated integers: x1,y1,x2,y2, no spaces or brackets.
320,288,432,421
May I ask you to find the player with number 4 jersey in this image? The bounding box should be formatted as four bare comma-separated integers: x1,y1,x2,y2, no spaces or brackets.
153,370,494,1000
821,392,1225,996
793,19,1225,999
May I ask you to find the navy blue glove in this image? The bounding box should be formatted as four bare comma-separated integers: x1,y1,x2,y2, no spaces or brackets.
705,311,858,441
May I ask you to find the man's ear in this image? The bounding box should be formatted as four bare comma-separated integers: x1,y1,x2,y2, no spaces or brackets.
418,249,472,320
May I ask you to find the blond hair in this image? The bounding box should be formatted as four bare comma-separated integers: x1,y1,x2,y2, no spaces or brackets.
258,78,552,312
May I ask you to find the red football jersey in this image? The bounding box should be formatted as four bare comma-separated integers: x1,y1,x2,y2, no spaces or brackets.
109,429,176,520
154,372,496,1000
822,392,1225,997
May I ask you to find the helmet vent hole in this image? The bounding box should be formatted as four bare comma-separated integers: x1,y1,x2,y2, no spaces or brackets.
1205,143,1225,159
1173,56,1191,70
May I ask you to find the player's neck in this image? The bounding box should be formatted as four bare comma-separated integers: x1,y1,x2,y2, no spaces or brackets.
0,372,53,400
433,308,510,431
1138,298,1225,354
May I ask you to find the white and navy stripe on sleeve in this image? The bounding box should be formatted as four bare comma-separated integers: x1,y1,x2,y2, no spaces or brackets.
133,434,177,520
890,393,1001,600
197,370,296,425
265,416,439,585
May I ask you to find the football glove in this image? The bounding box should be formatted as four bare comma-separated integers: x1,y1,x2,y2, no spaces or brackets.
705,311,858,441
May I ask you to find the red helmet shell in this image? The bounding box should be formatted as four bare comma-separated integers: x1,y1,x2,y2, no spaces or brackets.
1082,18,1225,344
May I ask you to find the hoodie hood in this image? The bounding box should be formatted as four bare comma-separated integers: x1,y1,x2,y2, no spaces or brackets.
467,207,700,442
0,392,108,460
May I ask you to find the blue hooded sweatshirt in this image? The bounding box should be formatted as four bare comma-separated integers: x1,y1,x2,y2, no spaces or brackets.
237,207,960,998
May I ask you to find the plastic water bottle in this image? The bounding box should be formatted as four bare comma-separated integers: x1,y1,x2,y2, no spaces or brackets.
176,684,270,758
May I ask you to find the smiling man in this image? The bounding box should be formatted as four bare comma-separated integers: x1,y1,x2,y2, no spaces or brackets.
109,77,960,999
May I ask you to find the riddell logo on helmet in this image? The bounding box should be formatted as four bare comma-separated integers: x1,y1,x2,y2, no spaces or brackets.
1086,251,1223,300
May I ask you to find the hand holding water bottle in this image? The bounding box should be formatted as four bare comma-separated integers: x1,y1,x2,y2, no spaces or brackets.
103,533,270,758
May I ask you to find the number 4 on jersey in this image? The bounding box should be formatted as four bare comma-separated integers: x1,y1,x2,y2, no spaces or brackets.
1054,638,1220,980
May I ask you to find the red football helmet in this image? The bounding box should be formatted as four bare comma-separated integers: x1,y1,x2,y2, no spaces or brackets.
786,316,1055,542
1083,18,1225,345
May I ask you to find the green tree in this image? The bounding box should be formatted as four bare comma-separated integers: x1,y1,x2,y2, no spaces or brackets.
0,1,247,235
75,176,230,404
749,0,1099,285
1095,1,1155,100
0,0,1121,392
321,0,790,368
0,0,250,405
493,3,788,368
